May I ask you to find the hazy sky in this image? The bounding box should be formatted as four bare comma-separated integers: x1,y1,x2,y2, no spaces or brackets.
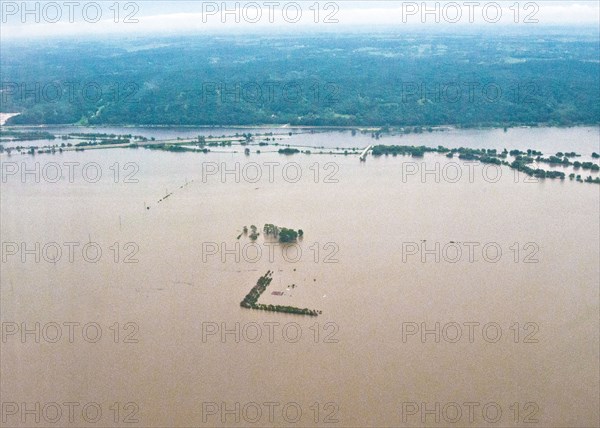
1,1,599,38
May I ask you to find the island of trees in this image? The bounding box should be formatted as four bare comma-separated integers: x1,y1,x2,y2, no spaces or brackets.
238,224,304,243
263,224,303,243
240,271,320,317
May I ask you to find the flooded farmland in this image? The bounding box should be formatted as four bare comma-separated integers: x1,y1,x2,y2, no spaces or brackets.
1,126,598,427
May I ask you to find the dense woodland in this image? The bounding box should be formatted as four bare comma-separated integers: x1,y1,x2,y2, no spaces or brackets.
1,29,599,127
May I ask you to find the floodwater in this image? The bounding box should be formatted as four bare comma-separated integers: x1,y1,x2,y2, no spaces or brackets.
1,127,598,427
3,125,600,158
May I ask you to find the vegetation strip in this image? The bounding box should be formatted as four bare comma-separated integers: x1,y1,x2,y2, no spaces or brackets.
371,145,600,184
240,271,320,317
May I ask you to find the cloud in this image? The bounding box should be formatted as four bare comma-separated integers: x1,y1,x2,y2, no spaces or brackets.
1,1,598,39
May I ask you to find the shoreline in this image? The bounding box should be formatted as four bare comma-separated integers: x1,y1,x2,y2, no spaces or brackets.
2,122,599,132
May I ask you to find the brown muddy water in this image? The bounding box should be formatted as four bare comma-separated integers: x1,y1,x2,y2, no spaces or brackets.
1,127,599,427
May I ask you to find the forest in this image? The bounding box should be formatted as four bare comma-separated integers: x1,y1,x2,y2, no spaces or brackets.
1,28,599,127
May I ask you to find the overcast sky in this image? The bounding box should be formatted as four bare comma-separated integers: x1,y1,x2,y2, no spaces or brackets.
1,1,599,39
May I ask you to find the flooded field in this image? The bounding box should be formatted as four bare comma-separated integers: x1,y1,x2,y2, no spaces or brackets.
3,125,600,156
1,127,599,427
